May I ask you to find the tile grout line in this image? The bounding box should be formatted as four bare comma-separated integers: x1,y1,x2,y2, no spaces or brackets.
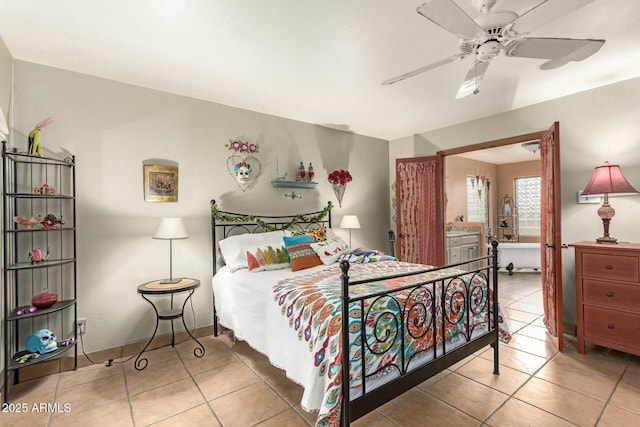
46,367,62,427
225,333,313,426
593,362,631,425
215,330,316,425
407,277,544,425
454,276,581,426
175,343,228,427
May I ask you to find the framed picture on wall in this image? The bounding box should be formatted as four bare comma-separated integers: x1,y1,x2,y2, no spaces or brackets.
143,164,178,202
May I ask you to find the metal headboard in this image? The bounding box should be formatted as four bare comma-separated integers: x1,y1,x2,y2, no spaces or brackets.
210,199,333,275
210,199,332,336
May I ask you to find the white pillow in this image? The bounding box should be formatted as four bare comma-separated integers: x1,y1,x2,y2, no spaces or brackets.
219,230,288,272
310,235,349,265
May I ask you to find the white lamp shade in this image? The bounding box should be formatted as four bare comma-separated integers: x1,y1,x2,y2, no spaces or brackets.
340,215,361,229
153,218,188,239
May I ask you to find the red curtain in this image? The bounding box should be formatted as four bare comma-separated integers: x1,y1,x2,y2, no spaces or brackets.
396,158,439,265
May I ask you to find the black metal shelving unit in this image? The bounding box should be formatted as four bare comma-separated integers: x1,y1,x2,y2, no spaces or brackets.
497,194,518,243
2,141,77,403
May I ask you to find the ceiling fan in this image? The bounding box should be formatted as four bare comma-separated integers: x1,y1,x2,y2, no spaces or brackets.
382,0,605,98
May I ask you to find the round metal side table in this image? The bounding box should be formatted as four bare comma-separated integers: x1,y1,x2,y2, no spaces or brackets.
135,278,205,370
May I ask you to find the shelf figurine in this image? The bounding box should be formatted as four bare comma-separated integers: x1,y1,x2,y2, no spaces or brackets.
42,213,64,229
28,117,53,157
25,329,58,354
28,247,50,264
14,215,44,229
307,162,315,182
295,161,306,181
274,155,287,181
34,183,55,195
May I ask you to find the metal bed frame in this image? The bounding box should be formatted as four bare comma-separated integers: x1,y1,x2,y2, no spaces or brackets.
210,200,500,426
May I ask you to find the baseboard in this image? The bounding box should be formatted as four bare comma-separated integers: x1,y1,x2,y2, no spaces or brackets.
563,322,577,336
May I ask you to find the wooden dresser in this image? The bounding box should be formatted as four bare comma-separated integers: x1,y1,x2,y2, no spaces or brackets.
570,241,640,356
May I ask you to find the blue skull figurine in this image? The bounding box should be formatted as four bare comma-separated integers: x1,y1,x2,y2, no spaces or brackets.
25,329,58,354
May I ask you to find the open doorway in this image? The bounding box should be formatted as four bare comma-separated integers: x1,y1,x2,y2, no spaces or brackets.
436,124,564,350
444,143,541,270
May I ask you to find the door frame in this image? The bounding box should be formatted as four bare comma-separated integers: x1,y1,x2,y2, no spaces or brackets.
437,130,548,242
436,127,563,345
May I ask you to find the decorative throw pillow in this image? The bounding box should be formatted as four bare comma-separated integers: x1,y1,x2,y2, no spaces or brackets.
339,248,398,264
219,230,287,272
284,235,323,271
246,244,290,272
290,226,327,242
283,234,315,246
310,235,349,265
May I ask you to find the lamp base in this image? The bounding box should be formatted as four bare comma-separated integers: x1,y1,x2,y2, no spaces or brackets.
160,278,183,284
596,236,617,244
596,211,617,244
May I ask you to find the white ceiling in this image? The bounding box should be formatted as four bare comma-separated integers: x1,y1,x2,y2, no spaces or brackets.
1,0,639,141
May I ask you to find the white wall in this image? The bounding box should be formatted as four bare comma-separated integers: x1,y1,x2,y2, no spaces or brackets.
11,61,390,352
390,76,640,324
8,58,640,350
0,35,12,387
0,37,10,122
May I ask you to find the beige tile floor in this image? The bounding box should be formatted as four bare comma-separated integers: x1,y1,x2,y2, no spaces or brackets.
2,272,640,426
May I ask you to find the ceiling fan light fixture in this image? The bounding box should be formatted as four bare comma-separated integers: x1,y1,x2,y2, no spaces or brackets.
477,40,501,60
522,141,540,153
383,0,604,98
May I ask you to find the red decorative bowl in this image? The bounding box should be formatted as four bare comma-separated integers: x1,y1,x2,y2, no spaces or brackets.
32,292,58,309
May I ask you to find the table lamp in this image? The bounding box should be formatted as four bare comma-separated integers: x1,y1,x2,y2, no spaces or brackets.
153,218,189,283
340,215,361,248
580,162,638,244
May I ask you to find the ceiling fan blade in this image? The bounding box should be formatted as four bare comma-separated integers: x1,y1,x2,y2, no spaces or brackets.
417,0,485,40
381,53,467,85
506,37,605,68
456,61,490,99
508,0,596,36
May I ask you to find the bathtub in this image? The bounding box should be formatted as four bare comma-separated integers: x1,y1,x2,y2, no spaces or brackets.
497,242,540,274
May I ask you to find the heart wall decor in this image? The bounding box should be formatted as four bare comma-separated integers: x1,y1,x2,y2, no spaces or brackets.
224,138,261,192
227,155,261,191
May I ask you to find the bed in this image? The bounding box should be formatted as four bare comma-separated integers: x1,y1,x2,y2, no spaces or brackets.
210,200,510,426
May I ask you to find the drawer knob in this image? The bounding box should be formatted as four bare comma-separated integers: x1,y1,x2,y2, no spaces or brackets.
606,292,614,297
607,324,615,329
605,264,613,270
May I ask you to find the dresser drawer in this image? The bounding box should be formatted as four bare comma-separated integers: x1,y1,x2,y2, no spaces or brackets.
583,305,640,350
448,236,461,246
581,253,639,282
461,234,478,244
448,246,461,263
583,279,640,313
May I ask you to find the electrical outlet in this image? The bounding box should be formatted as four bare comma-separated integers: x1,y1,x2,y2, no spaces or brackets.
76,318,87,335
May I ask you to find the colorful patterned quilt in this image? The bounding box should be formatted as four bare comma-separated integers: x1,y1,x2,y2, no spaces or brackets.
273,260,511,427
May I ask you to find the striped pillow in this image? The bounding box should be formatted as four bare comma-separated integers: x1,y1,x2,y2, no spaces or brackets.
283,235,322,271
